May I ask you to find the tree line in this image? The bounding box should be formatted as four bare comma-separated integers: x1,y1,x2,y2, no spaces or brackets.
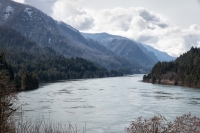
143,47,200,88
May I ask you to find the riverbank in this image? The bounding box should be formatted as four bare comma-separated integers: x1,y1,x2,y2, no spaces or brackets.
142,78,200,89
143,79,175,85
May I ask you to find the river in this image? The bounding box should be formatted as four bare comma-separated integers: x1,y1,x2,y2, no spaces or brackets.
18,74,200,133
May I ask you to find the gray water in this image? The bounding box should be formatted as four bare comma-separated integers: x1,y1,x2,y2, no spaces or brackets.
18,74,200,133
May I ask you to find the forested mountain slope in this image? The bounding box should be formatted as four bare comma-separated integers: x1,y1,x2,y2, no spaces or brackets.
143,47,200,88
0,27,123,90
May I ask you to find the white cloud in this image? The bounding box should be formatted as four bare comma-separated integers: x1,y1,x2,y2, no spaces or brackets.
190,24,200,31
13,0,25,3
52,0,94,30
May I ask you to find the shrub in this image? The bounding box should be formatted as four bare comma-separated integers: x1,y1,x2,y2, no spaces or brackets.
125,113,200,133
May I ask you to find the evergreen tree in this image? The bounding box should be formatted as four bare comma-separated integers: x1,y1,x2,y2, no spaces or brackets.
143,47,200,88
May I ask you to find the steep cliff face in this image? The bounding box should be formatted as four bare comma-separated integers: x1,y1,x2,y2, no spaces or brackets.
0,0,141,71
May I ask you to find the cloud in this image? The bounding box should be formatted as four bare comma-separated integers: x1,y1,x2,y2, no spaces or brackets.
85,7,200,57
146,27,200,57
91,7,169,38
190,24,200,31
52,0,94,30
136,8,168,28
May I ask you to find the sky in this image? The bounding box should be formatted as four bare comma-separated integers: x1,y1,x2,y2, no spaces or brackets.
13,0,200,57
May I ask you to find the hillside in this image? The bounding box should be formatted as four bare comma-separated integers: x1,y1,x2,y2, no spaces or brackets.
140,44,176,62
0,0,141,72
82,32,157,68
143,47,200,88
0,27,124,90
82,32,175,68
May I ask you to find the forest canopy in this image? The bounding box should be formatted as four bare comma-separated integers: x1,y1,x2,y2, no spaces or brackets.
143,47,200,88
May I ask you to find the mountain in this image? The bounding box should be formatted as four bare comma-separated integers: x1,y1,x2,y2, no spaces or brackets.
143,47,200,88
0,0,140,73
82,32,158,68
82,32,175,65
105,39,156,68
140,44,176,61
0,26,124,86
136,43,159,62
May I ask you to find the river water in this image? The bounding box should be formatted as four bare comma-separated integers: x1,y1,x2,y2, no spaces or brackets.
18,74,200,133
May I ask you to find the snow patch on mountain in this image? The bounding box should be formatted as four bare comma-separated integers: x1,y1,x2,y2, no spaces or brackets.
3,6,14,20
24,8,33,17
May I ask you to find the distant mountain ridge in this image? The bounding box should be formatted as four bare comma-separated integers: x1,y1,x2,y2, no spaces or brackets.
82,32,176,64
0,0,141,73
82,32,157,68
141,44,176,61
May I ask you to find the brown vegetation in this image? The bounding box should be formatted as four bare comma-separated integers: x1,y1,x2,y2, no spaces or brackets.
125,113,200,133
14,116,84,133
0,71,17,132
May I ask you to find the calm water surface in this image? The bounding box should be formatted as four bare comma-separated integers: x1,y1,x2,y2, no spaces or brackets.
18,74,200,133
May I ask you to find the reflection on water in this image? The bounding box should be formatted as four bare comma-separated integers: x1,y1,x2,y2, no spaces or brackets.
18,74,200,133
